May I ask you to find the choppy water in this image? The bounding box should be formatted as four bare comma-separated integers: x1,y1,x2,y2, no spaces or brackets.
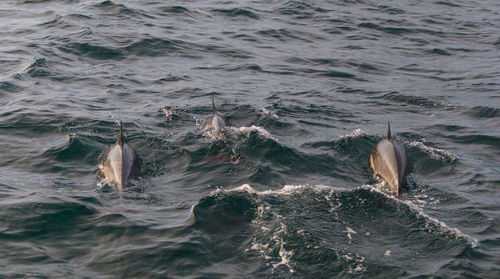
1,0,499,278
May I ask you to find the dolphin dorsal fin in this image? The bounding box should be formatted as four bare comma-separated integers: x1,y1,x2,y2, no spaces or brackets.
119,121,123,148
211,96,216,115
387,121,392,142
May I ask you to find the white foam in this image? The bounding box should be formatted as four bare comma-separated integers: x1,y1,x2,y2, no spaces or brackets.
259,107,279,119
408,140,458,161
213,183,343,197
219,183,257,194
96,178,109,189
194,116,202,129
245,202,297,273
370,176,394,194
272,241,294,273
345,227,357,241
248,242,271,259
353,264,366,272
162,107,177,120
339,128,367,140
413,194,428,207
197,117,274,142
197,118,231,141
344,252,366,273
360,185,478,247
270,223,294,273
228,126,274,141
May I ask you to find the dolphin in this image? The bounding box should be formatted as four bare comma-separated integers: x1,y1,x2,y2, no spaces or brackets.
369,121,409,196
204,96,226,131
101,121,141,191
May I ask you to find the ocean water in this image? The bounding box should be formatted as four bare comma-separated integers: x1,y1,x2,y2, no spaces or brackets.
0,0,499,278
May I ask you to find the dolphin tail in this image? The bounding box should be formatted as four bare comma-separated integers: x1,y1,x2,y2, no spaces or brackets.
387,121,392,142
211,95,216,115
119,121,123,147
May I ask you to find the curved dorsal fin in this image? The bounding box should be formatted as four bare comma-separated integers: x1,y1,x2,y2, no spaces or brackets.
387,121,392,142
119,121,123,147
211,96,216,115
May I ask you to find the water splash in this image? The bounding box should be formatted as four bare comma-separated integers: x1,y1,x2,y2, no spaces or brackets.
339,128,367,140
258,107,279,119
162,106,180,121
197,123,275,142
228,126,275,141
213,183,337,196
408,140,459,162
212,184,479,250
360,185,478,248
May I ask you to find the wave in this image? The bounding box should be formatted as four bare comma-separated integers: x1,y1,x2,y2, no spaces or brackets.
158,5,194,16
466,106,500,119
59,42,123,60
0,196,97,239
358,185,478,247
192,183,478,275
228,126,274,141
91,0,144,18
212,183,336,196
210,183,478,248
407,140,459,162
212,8,260,20
258,107,279,119
379,91,449,109
338,128,369,140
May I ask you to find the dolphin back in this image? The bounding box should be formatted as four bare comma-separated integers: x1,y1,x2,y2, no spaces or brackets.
392,140,408,188
212,113,226,130
370,139,400,195
205,96,226,131
102,144,123,185
124,143,141,179
204,113,226,131
370,138,409,195
101,143,140,188
120,143,139,185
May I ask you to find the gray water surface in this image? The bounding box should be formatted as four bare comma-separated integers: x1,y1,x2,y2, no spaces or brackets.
0,0,499,278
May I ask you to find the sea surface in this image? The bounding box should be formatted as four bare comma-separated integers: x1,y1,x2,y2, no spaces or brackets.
0,0,499,278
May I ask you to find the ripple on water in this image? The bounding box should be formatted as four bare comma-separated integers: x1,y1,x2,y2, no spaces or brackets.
0,0,498,277
465,106,500,119
212,8,260,20
190,184,478,277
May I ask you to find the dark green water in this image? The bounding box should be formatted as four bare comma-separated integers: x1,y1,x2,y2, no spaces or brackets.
0,0,499,278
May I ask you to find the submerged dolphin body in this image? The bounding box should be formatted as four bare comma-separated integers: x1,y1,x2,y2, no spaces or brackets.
370,122,409,195
204,96,226,131
101,121,140,191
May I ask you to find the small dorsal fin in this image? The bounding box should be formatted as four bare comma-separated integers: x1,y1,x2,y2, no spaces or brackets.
119,121,123,147
387,121,392,142
211,96,216,115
